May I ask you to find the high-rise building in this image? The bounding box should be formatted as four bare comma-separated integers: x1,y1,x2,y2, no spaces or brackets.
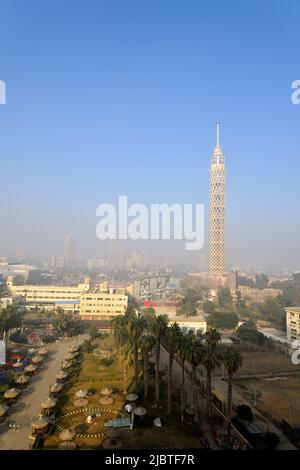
107,240,122,268
208,122,226,279
64,234,75,267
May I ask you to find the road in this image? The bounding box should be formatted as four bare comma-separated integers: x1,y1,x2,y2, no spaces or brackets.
0,335,86,450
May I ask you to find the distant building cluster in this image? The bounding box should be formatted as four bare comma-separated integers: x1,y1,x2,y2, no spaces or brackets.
238,285,282,304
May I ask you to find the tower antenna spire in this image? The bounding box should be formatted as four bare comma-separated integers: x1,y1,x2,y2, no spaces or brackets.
216,121,220,147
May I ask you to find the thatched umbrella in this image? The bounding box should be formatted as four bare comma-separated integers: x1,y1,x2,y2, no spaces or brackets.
75,389,88,398
100,387,113,396
133,406,147,416
13,360,23,369
0,404,9,417
41,396,57,410
24,364,37,373
59,428,76,441
58,441,77,449
99,396,114,405
65,353,76,361
73,398,88,407
15,374,29,385
32,355,43,364
50,382,63,394
31,415,49,430
56,370,68,381
61,361,72,370
38,348,48,356
4,388,21,399
28,348,36,354
126,393,138,402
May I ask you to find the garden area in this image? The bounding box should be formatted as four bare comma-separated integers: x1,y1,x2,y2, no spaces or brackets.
43,334,203,449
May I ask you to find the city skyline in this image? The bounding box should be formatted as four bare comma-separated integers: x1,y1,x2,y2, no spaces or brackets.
0,0,300,270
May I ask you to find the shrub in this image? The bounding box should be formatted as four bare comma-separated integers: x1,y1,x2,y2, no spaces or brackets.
207,311,239,329
99,357,114,367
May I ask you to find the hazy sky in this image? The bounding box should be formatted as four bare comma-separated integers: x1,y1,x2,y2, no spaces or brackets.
0,0,300,270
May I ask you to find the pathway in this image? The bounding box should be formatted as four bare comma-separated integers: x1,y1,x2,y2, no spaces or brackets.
0,335,87,450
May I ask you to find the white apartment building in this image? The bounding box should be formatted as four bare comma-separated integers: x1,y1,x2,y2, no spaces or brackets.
285,307,300,345
7,275,90,311
169,316,207,336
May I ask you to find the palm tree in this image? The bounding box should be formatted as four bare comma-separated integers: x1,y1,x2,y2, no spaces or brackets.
176,332,191,421
166,322,181,414
140,334,155,400
203,328,221,425
0,306,21,343
222,346,242,441
111,314,129,347
127,316,146,389
112,314,134,393
187,336,204,421
118,343,132,393
149,314,169,403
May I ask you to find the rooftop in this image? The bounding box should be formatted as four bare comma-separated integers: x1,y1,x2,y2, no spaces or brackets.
285,307,300,314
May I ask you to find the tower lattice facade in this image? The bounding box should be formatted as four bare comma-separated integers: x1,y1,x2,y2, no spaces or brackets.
208,123,226,279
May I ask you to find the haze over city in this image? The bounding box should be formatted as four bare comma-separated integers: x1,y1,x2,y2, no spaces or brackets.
1,0,300,270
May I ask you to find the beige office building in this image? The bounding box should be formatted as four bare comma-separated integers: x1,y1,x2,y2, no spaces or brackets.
80,292,128,320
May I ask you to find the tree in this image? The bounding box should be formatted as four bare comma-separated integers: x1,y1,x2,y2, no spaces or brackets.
218,287,233,310
222,346,242,441
0,306,22,343
255,274,269,289
178,288,199,316
208,311,239,329
236,322,266,345
89,325,100,340
140,334,155,400
202,328,221,425
118,343,132,393
187,336,204,420
127,316,146,389
111,314,130,347
148,313,169,403
112,314,133,393
203,300,216,314
176,332,191,421
81,339,93,354
237,404,253,422
166,322,181,413
53,312,75,337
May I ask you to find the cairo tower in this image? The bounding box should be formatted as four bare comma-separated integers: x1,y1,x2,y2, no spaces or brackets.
208,122,226,279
